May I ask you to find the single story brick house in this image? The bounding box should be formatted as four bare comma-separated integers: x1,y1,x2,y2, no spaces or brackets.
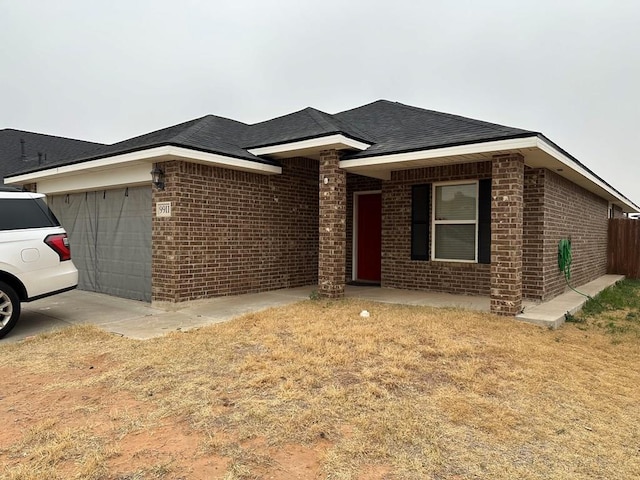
5,100,638,316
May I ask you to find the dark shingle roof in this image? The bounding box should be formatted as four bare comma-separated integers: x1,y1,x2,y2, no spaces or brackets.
0,129,104,183
3,100,635,210
3,100,539,177
242,107,373,148
336,100,535,159
6,115,280,177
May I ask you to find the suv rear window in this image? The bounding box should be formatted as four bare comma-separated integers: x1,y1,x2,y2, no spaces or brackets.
0,198,60,230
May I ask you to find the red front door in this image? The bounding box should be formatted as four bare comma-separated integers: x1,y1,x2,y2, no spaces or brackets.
356,193,382,282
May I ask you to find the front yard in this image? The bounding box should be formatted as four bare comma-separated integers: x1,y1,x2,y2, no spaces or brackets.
2,281,640,479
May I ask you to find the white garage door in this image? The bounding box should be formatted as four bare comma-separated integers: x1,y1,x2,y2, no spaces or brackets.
49,186,152,302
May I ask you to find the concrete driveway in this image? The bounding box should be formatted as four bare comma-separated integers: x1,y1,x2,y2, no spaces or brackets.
4,287,315,343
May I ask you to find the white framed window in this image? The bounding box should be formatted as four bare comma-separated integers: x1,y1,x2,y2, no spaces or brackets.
431,181,478,262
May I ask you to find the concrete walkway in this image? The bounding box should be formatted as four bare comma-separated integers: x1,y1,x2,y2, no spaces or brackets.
518,274,624,328
3,274,623,342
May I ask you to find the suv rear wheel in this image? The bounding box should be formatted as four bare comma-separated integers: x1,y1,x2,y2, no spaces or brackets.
0,281,20,339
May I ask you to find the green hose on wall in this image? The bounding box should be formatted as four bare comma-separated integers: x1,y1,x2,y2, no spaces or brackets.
558,238,572,280
558,238,591,300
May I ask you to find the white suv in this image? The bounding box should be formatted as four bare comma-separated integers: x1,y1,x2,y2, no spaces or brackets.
0,187,78,338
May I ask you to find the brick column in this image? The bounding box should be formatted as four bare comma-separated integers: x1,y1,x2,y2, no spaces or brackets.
490,154,524,316
318,149,346,298
152,160,181,303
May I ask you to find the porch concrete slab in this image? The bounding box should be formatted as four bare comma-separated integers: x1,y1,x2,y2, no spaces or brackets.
345,285,491,311
517,274,624,329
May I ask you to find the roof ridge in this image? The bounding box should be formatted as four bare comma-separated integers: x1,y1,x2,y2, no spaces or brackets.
334,99,393,116
169,115,219,144
181,116,252,150
305,107,373,143
248,106,314,127
106,115,213,147
304,108,340,132
391,101,533,133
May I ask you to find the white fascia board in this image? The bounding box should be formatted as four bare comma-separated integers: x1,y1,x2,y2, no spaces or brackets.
248,134,371,156
339,137,539,168
536,138,639,212
337,135,639,213
5,145,281,184
169,146,282,174
36,163,151,195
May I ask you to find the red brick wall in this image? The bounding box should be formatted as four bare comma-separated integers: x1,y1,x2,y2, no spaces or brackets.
490,154,524,316
542,170,608,300
152,158,318,302
318,150,346,297
346,173,382,281
523,168,545,300
382,162,492,296
150,155,610,304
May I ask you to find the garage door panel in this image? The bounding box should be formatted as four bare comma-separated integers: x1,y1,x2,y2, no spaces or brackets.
50,187,151,302
50,192,98,292
95,188,151,302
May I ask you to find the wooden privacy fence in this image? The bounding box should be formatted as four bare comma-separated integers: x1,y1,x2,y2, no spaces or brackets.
608,218,640,279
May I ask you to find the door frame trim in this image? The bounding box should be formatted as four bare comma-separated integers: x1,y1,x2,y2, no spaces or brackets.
352,190,382,282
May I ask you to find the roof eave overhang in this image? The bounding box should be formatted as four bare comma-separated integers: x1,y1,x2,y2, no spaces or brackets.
248,133,371,159
340,136,639,213
5,145,282,188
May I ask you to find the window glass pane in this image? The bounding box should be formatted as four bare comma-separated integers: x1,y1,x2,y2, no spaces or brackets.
434,224,476,260
435,184,476,221
0,198,58,230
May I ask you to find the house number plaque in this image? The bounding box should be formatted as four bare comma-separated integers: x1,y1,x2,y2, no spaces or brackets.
156,202,172,217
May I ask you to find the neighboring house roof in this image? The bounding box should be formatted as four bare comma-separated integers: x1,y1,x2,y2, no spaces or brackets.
3,100,638,212
0,129,104,184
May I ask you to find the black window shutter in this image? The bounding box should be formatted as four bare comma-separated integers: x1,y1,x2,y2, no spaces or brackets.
478,178,491,264
411,184,431,260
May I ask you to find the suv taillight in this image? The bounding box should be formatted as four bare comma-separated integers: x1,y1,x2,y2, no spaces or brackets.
44,233,71,261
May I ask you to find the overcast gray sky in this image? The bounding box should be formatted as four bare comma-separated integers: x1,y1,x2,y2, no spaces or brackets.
1,0,638,205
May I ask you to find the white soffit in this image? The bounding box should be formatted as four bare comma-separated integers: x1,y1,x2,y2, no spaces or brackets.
339,136,639,212
4,145,282,185
534,138,639,212
248,134,371,158
340,137,539,168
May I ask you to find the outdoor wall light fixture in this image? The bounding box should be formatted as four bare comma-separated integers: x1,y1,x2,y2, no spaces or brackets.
150,165,165,190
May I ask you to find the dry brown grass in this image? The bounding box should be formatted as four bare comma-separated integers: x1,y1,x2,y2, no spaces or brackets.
1,297,640,479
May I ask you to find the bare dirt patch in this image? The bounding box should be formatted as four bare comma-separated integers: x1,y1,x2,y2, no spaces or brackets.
2,298,640,479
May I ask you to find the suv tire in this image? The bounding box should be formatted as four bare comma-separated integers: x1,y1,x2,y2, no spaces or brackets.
0,281,20,339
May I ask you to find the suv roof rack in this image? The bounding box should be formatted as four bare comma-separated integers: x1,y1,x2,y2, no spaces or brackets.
0,186,25,192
